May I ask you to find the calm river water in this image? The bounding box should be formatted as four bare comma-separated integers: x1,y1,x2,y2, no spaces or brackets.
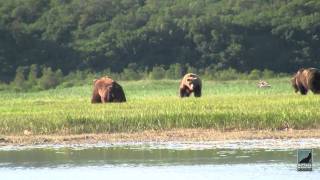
0,141,319,180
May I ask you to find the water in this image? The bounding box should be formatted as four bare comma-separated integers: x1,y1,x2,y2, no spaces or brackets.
0,143,319,180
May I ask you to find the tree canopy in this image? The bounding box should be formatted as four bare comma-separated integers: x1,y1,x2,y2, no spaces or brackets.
1,0,320,81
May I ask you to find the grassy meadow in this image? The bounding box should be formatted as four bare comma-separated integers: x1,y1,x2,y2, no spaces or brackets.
0,78,320,135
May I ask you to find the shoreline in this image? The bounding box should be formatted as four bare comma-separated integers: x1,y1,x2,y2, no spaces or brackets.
1,129,320,146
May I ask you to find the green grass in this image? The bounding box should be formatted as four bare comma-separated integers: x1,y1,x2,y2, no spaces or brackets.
1,78,320,135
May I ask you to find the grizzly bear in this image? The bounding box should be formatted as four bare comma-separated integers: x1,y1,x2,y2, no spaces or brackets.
179,73,202,97
91,76,126,103
291,68,320,95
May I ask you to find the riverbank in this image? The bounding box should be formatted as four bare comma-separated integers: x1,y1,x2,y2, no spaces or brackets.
1,129,320,146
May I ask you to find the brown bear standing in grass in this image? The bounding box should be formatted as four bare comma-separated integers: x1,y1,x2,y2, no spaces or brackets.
291,68,320,95
179,73,202,97
91,76,126,103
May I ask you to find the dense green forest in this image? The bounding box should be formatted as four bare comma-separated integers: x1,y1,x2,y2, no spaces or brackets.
1,0,320,82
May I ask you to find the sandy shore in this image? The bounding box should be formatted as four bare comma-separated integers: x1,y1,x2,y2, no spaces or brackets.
0,129,320,146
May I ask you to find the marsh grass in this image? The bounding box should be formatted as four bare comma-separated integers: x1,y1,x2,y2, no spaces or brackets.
1,78,320,135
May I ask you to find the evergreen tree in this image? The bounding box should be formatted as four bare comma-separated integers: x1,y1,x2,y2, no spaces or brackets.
11,66,27,91
27,64,39,87
38,67,62,90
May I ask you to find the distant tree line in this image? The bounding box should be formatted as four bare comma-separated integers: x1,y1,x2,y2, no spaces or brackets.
0,0,320,82
0,63,288,92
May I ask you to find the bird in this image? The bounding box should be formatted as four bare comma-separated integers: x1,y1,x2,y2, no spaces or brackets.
299,152,312,163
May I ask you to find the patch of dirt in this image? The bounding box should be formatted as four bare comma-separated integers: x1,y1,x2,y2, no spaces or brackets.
1,129,320,146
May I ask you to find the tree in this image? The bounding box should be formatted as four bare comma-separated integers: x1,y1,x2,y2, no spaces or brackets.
27,64,39,87
11,66,28,91
38,67,63,90
1,0,320,82
248,69,262,80
165,63,182,79
121,63,142,80
149,65,166,80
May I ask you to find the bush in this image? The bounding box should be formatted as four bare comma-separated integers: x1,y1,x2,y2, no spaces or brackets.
165,63,182,79
122,68,139,80
149,65,166,80
11,66,28,91
262,69,275,79
95,69,122,81
63,70,96,86
38,67,63,90
27,64,39,87
248,69,262,80
277,72,289,78
203,66,216,80
214,68,241,81
121,63,143,80
58,81,75,88
185,64,198,74
0,82,9,91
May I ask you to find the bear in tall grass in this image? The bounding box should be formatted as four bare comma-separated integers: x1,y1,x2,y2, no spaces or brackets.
179,73,202,97
91,76,126,103
291,68,320,95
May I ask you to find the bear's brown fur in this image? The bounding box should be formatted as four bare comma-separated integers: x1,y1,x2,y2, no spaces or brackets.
91,76,126,103
291,68,320,95
179,73,202,98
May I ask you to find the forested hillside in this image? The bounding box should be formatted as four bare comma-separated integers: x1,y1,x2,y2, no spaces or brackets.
1,0,320,81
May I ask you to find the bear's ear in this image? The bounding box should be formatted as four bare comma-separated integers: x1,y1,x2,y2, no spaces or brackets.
93,79,98,83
